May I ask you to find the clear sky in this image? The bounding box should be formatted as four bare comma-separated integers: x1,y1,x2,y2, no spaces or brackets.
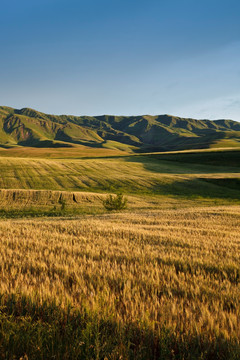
1,0,240,120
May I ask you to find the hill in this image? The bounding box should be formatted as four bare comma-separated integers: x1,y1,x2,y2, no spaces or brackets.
1,106,240,151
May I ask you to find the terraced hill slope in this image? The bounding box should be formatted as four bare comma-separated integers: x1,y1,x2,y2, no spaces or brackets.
1,106,240,151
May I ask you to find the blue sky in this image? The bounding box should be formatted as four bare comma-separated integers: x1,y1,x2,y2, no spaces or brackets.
1,0,240,120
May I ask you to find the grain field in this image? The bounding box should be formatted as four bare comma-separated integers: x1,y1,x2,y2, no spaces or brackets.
0,206,239,359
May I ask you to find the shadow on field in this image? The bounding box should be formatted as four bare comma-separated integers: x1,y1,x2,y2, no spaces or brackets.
147,150,240,167
152,178,240,200
124,150,240,174
0,294,239,360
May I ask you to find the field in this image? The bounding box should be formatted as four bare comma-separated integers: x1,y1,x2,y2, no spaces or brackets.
0,147,240,359
0,148,240,200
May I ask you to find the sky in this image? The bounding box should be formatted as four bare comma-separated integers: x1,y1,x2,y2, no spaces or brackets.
1,0,240,120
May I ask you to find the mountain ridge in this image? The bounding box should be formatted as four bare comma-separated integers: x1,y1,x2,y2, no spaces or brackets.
0,106,240,152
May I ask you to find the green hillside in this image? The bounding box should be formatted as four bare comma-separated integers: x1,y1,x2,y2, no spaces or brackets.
1,106,240,151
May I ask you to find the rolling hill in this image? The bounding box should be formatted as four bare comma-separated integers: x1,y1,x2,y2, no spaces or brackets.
1,105,240,151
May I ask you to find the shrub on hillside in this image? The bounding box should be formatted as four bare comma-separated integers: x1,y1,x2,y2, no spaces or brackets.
103,193,128,211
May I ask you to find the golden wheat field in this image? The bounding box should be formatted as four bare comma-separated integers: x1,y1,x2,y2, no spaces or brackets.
0,205,239,358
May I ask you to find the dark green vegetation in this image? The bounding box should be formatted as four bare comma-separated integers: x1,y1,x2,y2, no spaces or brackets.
1,105,240,151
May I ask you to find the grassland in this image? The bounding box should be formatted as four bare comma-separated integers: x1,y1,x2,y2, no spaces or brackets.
0,147,239,359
